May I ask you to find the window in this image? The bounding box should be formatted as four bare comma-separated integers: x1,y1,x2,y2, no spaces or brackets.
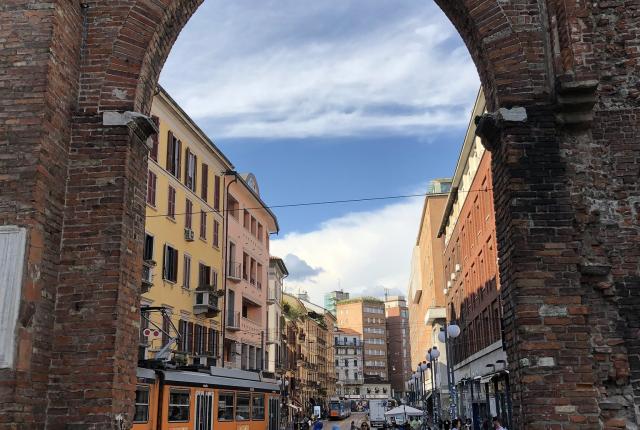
213,220,220,248
228,195,239,219
166,131,181,178
199,263,211,288
167,186,176,219
242,252,249,280
236,393,250,420
252,394,265,420
335,359,339,366
143,234,154,261
208,328,218,355
354,359,357,366
214,175,221,211
257,223,263,242
183,255,191,289
133,385,150,423
344,359,348,367
201,163,209,201
150,115,159,161
163,245,178,282
184,148,197,192
200,210,207,239
218,392,234,421
168,389,190,422
185,199,193,229
146,170,157,206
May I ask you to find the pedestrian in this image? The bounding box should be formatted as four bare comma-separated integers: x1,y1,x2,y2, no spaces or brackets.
492,417,505,430
361,421,370,430
451,418,461,430
351,421,357,430
443,419,451,430
464,418,472,430
313,418,324,430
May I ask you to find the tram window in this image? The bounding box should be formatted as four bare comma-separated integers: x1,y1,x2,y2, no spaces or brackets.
218,391,235,421
133,385,149,423
252,394,265,420
236,393,250,421
168,389,190,422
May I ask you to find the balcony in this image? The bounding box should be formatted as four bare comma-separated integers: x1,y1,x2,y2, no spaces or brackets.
228,262,242,282
267,288,277,304
193,285,221,318
227,311,241,331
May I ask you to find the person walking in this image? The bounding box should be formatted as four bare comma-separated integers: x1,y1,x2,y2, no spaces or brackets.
351,421,357,430
492,417,505,430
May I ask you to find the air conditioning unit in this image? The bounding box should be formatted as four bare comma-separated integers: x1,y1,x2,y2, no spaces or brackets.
455,263,461,273
450,272,456,281
184,228,195,241
447,280,452,288
443,288,448,295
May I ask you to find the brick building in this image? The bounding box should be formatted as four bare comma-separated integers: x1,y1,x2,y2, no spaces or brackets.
337,297,388,382
384,295,412,400
334,328,364,400
437,90,510,426
2,2,639,428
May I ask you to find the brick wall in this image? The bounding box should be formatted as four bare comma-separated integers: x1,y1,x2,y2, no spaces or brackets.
0,0,638,428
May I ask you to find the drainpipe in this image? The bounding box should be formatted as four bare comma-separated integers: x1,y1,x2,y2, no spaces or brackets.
221,170,238,365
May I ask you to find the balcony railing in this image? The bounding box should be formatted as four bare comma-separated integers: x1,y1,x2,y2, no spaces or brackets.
228,262,242,281
335,340,363,347
227,311,240,331
141,260,155,294
193,286,220,318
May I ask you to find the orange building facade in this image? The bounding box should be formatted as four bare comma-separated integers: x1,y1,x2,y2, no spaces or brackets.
437,90,510,426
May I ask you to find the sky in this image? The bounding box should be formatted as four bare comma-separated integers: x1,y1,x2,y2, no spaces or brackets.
159,0,479,304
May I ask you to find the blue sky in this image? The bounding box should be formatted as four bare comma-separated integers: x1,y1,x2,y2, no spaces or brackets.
159,0,479,303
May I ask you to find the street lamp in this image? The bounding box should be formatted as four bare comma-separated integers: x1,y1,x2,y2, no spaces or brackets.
439,323,461,420
419,361,429,426
427,346,441,428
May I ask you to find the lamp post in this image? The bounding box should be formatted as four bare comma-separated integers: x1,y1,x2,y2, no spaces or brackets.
419,361,429,428
437,322,461,420
427,346,441,428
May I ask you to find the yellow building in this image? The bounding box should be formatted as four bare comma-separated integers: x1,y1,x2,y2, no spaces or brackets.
139,86,233,367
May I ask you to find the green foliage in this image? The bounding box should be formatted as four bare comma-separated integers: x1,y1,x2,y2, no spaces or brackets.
336,296,383,305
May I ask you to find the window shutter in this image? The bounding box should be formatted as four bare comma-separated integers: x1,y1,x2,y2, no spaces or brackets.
166,131,174,172
162,244,167,279
150,116,159,161
184,148,190,184
188,322,195,353
201,164,208,201
214,175,221,211
193,155,198,192
176,140,182,178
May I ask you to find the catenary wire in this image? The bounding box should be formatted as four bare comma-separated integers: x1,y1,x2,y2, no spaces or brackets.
146,187,494,219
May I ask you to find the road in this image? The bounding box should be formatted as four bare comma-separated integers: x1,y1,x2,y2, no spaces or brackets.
322,412,368,430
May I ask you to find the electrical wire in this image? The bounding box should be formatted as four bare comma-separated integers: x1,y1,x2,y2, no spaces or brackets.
146,187,494,219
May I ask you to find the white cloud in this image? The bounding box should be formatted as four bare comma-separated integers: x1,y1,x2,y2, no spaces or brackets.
160,0,479,138
270,191,425,305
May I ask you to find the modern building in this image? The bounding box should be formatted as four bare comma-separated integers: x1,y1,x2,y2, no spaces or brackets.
283,293,337,415
337,297,388,382
384,295,412,400
324,290,350,316
334,328,364,399
407,179,451,413
222,172,278,371
266,257,288,377
437,89,510,428
140,86,233,367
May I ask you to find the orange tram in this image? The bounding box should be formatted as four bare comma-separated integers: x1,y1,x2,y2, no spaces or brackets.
133,367,281,430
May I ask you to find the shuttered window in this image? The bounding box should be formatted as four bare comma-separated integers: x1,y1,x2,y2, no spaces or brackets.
201,163,208,201
200,210,207,240
214,175,221,211
184,148,197,192
150,115,159,161
167,186,176,219
213,220,220,248
166,131,181,178
185,199,193,229
146,170,157,206
162,244,178,283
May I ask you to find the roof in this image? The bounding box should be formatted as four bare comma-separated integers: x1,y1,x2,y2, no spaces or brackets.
337,296,384,305
437,88,486,238
269,256,289,276
336,327,362,336
155,85,234,169
230,171,280,233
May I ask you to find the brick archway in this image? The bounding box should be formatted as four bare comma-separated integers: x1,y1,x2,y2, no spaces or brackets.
0,1,638,429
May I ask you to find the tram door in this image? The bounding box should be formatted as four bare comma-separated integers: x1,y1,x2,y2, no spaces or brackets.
195,391,214,430
268,397,279,430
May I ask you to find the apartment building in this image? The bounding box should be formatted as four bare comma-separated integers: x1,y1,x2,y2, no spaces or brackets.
384,295,412,400
407,179,451,409
337,297,388,382
140,87,232,367
223,173,278,371
324,290,350,316
334,328,364,399
266,257,288,376
283,293,337,414
437,89,510,427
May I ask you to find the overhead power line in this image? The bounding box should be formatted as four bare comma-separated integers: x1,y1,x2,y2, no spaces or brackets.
146,187,493,219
